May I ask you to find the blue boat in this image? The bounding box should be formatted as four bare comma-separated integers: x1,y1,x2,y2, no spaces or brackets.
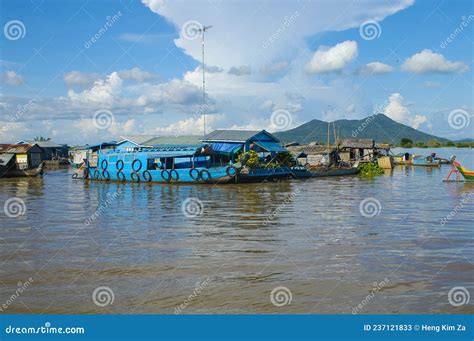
80,146,292,184
80,146,233,183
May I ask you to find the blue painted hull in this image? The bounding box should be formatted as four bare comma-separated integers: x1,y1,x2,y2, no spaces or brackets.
86,166,234,183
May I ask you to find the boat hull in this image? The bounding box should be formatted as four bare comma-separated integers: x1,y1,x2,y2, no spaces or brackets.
291,167,359,178
1,163,44,178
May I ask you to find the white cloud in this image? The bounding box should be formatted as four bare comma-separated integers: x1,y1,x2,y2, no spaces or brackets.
68,72,123,106
142,0,412,69
401,49,469,74
118,67,156,82
304,40,358,74
151,114,225,135
228,65,252,76
383,93,427,129
64,71,98,87
2,71,24,86
354,62,393,75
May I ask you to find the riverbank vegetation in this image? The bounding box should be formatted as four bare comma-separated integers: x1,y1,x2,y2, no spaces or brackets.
397,138,474,149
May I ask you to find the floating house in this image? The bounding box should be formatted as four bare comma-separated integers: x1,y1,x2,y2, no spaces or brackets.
336,139,375,162
0,144,43,177
17,140,68,160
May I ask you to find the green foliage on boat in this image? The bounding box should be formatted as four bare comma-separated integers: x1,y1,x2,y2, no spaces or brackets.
358,162,384,178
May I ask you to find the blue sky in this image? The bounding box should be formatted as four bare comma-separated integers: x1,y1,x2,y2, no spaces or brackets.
0,0,472,144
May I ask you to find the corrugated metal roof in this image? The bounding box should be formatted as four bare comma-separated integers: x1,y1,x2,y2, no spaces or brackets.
203,130,262,143
119,135,157,146
254,141,287,152
146,136,202,146
0,153,14,165
336,139,374,149
0,144,39,154
17,140,66,148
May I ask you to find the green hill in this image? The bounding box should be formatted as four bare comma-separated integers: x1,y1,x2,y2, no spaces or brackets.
274,114,449,145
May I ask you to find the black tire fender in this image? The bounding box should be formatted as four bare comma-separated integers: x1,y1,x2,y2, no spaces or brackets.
132,159,142,172
142,170,152,182
116,159,124,171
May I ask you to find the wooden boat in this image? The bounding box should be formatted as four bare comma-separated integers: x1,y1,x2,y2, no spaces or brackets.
290,165,359,178
77,147,292,184
1,162,44,178
444,158,474,182
393,153,440,167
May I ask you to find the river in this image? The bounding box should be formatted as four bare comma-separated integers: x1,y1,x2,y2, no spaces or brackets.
0,147,472,314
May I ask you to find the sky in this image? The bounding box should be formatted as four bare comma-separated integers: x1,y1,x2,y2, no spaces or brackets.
0,0,472,144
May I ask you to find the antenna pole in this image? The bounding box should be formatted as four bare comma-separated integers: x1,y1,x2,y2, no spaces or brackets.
198,25,212,137
202,30,206,137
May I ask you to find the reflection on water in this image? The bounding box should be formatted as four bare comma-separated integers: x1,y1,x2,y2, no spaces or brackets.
0,148,473,314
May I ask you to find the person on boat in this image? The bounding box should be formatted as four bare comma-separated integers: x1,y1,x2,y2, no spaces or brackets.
328,149,341,167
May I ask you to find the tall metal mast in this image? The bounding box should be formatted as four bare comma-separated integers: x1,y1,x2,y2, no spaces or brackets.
195,25,212,137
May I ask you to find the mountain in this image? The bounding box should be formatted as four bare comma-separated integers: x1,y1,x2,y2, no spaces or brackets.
274,114,449,145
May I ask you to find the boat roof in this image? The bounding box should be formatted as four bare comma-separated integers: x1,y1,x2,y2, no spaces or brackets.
0,153,14,165
0,144,42,154
17,140,67,148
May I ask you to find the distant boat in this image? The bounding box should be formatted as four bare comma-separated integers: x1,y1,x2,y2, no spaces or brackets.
393,153,441,167
446,160,474,181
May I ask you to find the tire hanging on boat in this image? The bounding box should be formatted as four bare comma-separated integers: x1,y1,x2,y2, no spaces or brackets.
72,173,78,179
189,168,200,180
142,170,152,182
102,170,110,181
132,159,142,172
101,159,108,170
170,170,179,181
161,170,171,181
117,171,126,182
200,169,212,182
131,172,140,182
226,165,238,177
116,159,124,171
